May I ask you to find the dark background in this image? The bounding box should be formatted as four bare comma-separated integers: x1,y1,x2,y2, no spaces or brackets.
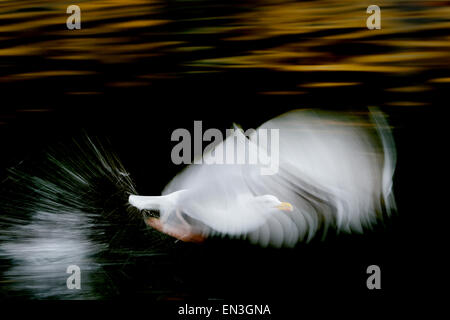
0,0,445,313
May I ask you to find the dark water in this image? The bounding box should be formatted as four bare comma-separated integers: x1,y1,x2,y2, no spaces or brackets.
0,0,447,303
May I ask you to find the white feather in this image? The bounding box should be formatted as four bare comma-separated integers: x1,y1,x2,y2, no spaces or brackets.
130,109,396,247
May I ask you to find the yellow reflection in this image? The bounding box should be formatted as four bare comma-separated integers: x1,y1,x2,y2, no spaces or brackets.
0,0,447,84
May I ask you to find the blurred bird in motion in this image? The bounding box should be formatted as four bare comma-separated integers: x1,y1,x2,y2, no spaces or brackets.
0,108,395,298
129,109,396,247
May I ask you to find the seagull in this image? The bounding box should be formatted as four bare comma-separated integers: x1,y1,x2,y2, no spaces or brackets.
129,109,396,247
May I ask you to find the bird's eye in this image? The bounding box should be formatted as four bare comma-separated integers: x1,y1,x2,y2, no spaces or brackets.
142,209,160,219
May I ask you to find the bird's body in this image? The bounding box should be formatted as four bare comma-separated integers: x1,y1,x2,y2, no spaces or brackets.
129,109,396,247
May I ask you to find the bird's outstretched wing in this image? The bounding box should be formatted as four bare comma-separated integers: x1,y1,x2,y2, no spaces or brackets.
162,109,396,247
244,109,396,246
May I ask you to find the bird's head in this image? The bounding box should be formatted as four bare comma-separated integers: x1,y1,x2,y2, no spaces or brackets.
253,195,294,212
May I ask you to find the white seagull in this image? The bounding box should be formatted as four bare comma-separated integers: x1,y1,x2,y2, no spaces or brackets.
129,109,396,247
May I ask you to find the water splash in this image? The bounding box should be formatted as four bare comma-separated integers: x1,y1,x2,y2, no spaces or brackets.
0,134,166,299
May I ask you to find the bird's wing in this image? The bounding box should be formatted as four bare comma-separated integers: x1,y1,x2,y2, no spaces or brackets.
243,109,396,246
162,110,396,247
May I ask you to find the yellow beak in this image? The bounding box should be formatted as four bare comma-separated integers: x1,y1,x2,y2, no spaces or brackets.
276,202,294,212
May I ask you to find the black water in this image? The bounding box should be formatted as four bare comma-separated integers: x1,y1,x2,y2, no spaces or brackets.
0,0,446,307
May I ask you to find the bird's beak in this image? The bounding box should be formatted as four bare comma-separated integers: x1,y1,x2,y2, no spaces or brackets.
276,202,293,212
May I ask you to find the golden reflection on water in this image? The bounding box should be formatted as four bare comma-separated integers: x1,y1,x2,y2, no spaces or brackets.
0,0,449,88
